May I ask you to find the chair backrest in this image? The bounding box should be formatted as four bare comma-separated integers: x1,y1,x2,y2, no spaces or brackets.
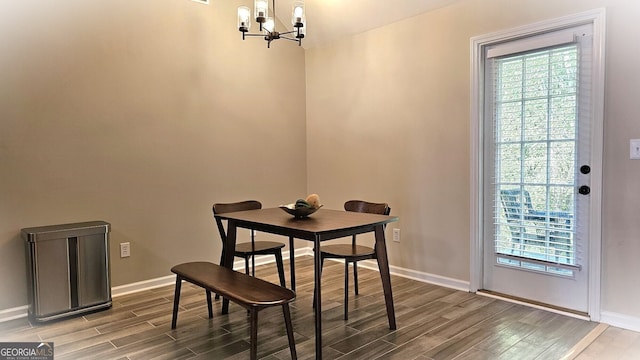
344,200,390,246
499,189,533,239
212,200,262,244
499,189,533,221
344,200,390,216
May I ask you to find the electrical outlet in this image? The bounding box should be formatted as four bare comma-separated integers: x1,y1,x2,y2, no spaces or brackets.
120,242,130,258
393,228,400,243
631,139,640,159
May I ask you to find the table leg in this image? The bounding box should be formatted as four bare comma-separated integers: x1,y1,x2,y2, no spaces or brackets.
221,219,238,315
289,236,296,291
314,234,323,359
375,225,396,329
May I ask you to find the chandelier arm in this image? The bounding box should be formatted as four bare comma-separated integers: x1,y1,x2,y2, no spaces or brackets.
243,33,268,38
280,36,301,42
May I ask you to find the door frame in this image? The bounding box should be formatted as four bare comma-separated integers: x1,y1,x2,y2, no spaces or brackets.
469,8,606,320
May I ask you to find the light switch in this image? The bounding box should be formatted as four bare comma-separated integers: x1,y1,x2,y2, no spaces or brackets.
631,139,640,160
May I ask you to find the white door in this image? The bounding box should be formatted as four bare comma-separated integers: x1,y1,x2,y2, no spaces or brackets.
478,20,602,313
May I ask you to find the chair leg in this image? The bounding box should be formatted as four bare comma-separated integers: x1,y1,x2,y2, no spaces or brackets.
206,290,213,319
252,254,256,277
275,249,286,287
289,236,296,291
283,304,297,360
249,309,259,360
171,276,182,329
353,261,359,295
344,260,349,320
245,256,250,276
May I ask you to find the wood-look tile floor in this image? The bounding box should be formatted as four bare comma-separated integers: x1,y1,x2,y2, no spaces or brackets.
573,326,640,360
0,256,632,359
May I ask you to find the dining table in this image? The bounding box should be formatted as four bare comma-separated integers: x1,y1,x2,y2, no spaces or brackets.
215,207,399,359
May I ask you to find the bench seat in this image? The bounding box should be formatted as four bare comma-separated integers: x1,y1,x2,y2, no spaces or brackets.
170,261,297,360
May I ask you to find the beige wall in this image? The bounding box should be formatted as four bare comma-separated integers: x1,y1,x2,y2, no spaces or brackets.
305,0,640,320
0,0,306,310
3,0,640,326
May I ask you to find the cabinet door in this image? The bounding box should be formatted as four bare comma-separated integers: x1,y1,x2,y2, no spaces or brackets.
77,233,110,307
34,238,71,316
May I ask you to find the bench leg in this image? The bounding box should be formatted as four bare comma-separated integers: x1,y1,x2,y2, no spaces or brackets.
222,298,230,314
171,276,182,329
206,290,213,319
250,309,259,360
283,304,297,360
221,256,232,314
215,251,225,300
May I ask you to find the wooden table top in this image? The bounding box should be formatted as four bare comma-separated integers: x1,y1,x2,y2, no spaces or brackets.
215,207,398,241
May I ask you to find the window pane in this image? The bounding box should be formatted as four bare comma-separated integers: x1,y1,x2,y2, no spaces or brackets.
550,141,575,185
527,185,546,209
523,142,547,184
524,98,548,141
498,59,523,101
498,143,521,183
549,186,575,213
498,102,522,142
524,53,549,98
550,48,578,96
550,95,576,140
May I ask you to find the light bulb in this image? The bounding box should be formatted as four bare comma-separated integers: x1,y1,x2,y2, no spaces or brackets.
255,0,268,22
237,6,251,31
264,17,275,33
291,1,305,26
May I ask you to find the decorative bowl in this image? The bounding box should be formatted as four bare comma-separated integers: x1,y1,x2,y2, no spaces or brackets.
279,204,323,218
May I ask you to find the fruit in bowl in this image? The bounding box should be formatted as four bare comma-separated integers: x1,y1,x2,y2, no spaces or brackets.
305,194,321,209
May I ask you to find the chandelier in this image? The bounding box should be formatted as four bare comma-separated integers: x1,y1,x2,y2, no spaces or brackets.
237,0,306,48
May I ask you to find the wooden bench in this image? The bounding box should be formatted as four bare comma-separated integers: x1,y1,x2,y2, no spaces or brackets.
170,261,297,360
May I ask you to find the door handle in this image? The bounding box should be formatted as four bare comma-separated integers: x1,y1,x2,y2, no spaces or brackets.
578,185,590,195
580,165,591,174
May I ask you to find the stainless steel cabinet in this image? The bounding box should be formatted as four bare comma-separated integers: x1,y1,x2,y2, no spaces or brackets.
23,221,111,322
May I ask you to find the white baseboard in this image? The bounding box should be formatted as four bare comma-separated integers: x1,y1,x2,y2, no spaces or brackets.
5,247,640,335
0,305,29,323
600,311,640,332
354,259,471,292
111,274,176,297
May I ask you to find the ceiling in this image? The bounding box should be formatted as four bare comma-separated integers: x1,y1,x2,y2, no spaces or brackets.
272,0,463,48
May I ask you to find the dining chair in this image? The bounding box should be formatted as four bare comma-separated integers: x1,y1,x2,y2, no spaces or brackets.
499,189,542,248
499,189,573,263
315,200,390,320
213,200,286,300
